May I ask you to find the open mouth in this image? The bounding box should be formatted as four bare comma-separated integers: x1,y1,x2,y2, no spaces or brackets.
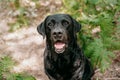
54,41,66,54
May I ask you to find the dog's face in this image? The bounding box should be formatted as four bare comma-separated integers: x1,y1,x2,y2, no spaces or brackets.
37,14,81,53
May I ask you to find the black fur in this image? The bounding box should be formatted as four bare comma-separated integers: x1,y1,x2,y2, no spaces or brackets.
37,14,94,80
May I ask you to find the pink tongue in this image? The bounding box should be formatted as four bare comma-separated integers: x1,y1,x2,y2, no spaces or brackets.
54,42,65,49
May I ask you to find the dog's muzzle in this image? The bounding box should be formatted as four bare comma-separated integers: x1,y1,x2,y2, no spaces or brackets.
52,27,67,54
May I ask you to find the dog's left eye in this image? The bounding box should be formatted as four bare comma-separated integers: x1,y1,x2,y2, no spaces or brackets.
62,20,69,26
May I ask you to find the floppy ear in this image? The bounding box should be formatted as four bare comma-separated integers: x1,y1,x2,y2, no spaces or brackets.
37,22,45,39
73,19,81,33
66,14,81,33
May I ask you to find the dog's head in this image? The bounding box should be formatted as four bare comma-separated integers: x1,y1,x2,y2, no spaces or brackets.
37,14,81,54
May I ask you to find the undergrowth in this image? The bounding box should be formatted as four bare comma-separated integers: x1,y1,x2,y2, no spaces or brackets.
0,56,36,80
62,0,120,72
6,0,39,31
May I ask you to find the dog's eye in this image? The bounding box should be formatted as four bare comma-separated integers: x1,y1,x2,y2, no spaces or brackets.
48,22,54,27
47,20,55,27
62,20,69,26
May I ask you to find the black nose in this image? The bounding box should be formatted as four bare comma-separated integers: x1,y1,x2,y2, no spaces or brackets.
52,29,63,39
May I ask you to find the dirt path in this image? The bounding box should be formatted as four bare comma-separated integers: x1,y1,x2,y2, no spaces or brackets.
0,1,62,79
0,4,48,80
0,18,48,80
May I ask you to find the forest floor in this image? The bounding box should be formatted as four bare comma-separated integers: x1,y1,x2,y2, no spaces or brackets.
0,0,120,80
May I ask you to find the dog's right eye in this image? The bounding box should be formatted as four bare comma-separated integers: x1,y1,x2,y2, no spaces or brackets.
47,20,55,28
48,22,54,27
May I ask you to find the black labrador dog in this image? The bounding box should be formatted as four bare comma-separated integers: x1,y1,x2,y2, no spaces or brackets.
37,14,94,80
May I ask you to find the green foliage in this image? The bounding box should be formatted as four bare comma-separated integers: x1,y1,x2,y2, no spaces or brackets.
8,0,30,31
0,56,14,79
62,0,120,72
9,7,29,31
7,0,39,31
10,73,36,80
0,56,36,80
85,38,115,72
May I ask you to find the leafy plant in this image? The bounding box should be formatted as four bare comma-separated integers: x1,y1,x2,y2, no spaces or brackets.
0,56,14,80
0,56,36,80
7,0,39,31
7,0,30,31
62,0,120,72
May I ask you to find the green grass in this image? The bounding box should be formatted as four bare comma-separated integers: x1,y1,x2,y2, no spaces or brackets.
0,56,36,80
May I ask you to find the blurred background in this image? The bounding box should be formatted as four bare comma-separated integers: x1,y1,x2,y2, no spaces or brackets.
0,0,120,80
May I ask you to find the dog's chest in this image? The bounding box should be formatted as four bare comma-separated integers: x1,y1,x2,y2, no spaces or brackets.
57,56,69,67
54,55,73,73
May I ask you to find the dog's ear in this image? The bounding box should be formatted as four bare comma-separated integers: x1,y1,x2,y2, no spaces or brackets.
37,22,46,39
73,19,81,33
66,14,81,33
37,16,50,39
